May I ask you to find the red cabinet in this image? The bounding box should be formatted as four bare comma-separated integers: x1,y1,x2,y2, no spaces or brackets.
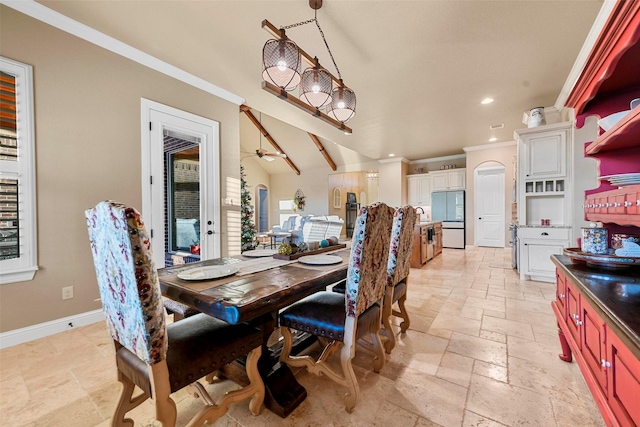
553,267,640,427
581,302,607,397
608,331,640,426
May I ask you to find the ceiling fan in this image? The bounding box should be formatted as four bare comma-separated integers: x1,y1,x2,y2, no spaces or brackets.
254,147,287,162
242,111,287,162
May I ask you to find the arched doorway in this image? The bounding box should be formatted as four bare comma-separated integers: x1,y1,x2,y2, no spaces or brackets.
255,184,269,232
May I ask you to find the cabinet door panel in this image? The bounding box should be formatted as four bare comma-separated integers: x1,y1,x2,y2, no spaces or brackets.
581,303,607,396
608,331,640,426
566,281,581,349
555,272,566,318
419,176,432,206
431,174,448,191
526,132,566,178
524,242,564,276
408,177,420,206
449,171,466,189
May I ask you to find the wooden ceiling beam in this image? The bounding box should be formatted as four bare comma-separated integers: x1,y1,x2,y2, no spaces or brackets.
240,105,300,175
307,132,336,171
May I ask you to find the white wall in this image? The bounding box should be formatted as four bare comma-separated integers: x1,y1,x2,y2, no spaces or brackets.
572,115,600,243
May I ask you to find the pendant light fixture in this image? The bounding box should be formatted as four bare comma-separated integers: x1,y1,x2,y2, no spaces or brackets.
327,79,356,123
261,0,355,134
299,58,332,108
262,36,301,91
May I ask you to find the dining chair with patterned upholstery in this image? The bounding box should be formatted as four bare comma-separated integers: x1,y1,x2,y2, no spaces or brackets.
278,202,395,412
381,205,417,353
85,201,264,426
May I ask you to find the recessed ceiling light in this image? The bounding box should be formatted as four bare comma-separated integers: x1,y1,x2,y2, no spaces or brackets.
388,153,395,157
489,137,497,142
481,98,494,105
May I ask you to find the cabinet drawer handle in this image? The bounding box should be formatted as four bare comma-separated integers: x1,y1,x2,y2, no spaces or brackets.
605,203,611,208
541,232,549,236
559,293,565,299
576,320,583,326
625,201,632,207
614,202,621,207
571,314,579,319
600,359,611,368
637,200,640,207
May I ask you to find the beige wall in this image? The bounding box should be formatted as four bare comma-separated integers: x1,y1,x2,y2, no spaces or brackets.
465,143,517,247
378,159,407,208
0,7,241,332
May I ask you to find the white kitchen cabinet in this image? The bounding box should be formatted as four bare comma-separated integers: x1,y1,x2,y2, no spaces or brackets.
407,174,431,206
517,123,569,180
518,226,570,282
430,169,466,191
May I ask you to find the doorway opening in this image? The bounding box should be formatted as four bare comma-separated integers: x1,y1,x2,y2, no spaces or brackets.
141,99,220,267
257,185,269,232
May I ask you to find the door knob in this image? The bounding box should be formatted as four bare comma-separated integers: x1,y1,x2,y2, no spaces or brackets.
207,230,213,235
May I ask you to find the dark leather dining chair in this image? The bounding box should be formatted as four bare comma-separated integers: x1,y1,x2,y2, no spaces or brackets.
278,202,394,412
85,201,264,426
332,205,416,353
381,205,416,352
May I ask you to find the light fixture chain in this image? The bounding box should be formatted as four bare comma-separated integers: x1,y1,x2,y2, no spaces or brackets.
281,18,316,30
280,10,342,81
314,17,341,80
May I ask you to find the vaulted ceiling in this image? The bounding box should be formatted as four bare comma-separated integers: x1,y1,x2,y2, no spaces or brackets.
38,0,603,173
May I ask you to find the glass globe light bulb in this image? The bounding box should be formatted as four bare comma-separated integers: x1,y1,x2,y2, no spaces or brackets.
338,101,345,109
312,84,320,93
277,60,287,71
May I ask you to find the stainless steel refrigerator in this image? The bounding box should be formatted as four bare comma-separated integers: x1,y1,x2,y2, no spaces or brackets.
431,190,465,249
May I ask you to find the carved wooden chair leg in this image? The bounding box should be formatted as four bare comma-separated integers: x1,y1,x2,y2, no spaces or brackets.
395,293,411,333
340,342,360,413
245,347,265,416
381,288,396,353
369,323,386,373
149,362,177,427
112,370,146,427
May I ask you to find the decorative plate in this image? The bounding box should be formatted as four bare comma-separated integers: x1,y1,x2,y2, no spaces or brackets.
178,265,239,281
242,249,278,257
297,255,343,265
563,248,640,269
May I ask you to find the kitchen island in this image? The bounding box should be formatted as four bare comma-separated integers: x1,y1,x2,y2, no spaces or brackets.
411,221,442,268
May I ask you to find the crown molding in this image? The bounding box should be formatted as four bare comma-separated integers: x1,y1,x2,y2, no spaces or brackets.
462,141,516,152
1,0,245,105
409,153,466,164
378,157,410,164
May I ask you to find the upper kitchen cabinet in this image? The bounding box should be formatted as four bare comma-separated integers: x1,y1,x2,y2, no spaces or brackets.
516,123,570,180
407,174,431,206
430,169,466,191
565,1,640,230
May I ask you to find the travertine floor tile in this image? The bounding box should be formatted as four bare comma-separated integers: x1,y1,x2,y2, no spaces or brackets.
0,247,603,427
466,374,556,426
447,332,507,367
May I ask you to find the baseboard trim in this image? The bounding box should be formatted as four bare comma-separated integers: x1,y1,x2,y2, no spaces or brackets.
0,309,104,349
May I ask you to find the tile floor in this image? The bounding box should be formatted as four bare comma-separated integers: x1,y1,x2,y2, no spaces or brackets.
0,247,604,426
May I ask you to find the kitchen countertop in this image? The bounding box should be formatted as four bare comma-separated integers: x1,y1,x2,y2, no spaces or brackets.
417,221,442,226
552,255,640,358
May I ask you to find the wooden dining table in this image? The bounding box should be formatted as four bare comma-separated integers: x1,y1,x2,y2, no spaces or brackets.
157,248,350,417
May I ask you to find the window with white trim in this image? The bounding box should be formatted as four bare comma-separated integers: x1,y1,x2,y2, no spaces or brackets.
0,57,38,284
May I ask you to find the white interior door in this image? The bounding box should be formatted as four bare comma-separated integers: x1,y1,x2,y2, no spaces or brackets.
141,99,220,267
475,166,505,247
